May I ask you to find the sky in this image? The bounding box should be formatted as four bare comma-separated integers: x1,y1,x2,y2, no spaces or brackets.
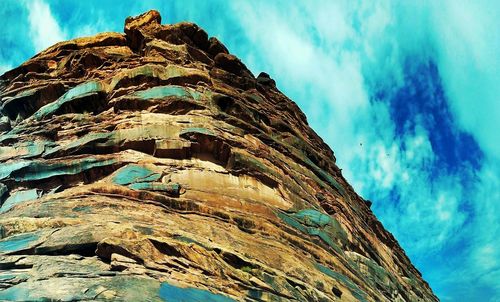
0,0,499,301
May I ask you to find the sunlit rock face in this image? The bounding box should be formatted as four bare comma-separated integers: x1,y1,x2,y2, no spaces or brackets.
0,10,438,302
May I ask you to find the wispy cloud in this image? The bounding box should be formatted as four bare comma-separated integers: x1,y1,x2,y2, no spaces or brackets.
217,1,499,300
428,0,500,159
24,0,66,52
0,1,33,75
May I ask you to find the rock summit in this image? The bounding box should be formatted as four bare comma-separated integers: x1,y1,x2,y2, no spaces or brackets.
0,10,438,302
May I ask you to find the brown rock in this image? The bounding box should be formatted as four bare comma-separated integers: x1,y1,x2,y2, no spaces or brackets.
208,36,229,57
124,10,162,32
124,10,162,51
214,52,249,75
0,10,438,302
257,71,276,87
191,28,210,50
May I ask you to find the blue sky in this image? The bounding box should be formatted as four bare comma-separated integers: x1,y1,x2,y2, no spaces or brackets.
1,1,499,300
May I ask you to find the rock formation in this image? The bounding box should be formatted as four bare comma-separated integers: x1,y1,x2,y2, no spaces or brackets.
0,10,438,302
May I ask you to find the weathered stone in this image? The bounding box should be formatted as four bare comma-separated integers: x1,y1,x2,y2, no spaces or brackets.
124,10,162,51
214,52,250,76
111,164,161,185
109,64,209,91
1,82,66,119
257,71,276,87
0,183,7,200
0,10,438,302
0,116,11,132
208,37,229,57
0,189,40,213
125,10,161,32
32,81,107,120
0,141,47,162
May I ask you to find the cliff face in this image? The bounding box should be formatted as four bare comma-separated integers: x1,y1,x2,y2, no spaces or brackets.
0,11,437,302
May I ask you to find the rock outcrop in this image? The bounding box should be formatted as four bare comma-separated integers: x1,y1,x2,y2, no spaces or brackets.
0,10,438,302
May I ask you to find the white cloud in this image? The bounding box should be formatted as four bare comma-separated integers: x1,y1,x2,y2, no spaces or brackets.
470,160,500,269
25,0,66,52
221,0,499,299
0,63,13,75
428,0,500,160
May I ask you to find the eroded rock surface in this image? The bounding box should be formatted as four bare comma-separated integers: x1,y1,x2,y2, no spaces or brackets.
0,10,438,302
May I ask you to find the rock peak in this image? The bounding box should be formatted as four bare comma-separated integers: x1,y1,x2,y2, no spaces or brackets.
125,9,162,29
0,11,438,302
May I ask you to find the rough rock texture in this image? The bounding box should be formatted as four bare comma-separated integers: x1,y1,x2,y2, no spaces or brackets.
0,11,438,302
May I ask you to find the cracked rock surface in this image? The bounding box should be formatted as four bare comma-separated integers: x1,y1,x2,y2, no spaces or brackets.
0,10,438,302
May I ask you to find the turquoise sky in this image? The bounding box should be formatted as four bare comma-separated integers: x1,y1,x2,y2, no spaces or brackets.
1,1,499,301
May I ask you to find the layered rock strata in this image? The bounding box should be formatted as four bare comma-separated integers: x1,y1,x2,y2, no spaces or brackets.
0,10,438,302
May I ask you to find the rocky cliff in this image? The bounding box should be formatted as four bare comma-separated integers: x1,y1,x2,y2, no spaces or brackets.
0,10,438,302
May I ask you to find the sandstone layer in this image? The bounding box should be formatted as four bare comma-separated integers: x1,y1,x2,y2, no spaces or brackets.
0,10,438,302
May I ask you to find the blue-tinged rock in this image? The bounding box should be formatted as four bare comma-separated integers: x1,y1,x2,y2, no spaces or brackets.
276,211,309,234
0,133,17,144
133,85,202,101
0,83,66,120
0,189,40,213
294,209,332,227
276,209,348,252
247,289,263,300
33,81,105,120
0,275,165,301
179,127,215,136
0,161,31,181
20,141,47,159
159,282,235,302
111,164,161,185
128,182,181,195
0,141,47,162
0,270,29,281
10,158,117,182
0,182,7,199
43,132,113,158
0,116,10,131
314,262,368,302
0,231,43,254
1,89,38,119
303,157,347,198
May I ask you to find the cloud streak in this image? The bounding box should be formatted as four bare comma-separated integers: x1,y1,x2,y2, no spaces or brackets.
25,0,66,52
